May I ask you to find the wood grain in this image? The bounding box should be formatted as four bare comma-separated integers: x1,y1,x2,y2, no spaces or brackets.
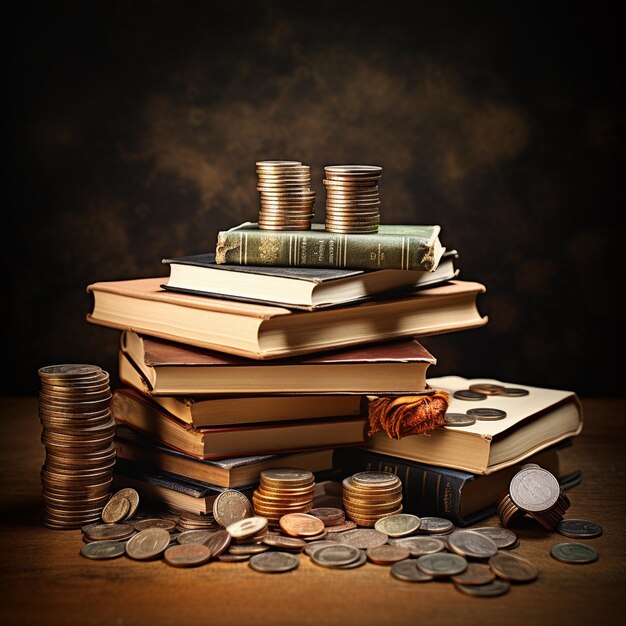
0,396,623,626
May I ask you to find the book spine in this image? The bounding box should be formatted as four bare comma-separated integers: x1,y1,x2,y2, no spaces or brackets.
215,229,438,271
333,448,472,526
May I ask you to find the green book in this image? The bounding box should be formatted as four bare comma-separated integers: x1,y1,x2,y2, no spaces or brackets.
215,222,444,271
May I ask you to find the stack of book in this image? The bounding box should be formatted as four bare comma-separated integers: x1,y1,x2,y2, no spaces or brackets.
86,221,583,524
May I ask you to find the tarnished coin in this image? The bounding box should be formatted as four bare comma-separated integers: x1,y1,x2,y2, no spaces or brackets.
417,553,468,577
218,553,250,562
556,519,603,539
163,543,212,567
550,542,599,564
366,544,411,565
390,558,434,582
489,551,538,582
84,522,135,542
125,527,171,560
334,549,367,569
111,488,140,519
471,527,519,549
228,543,270,555
80,540,126,560
262,534,307,551
310,544,361,567
453,389,486,401
226,516,268,540
308,507,345,527
388,536,446,556
466,407,507,420
333,528,388,549
374,513,421,537
204,529,231,558
279,513,325,538
443,412,476,427
451,562,496,585
176,530,215,545
304,540,338,556
501,387,529,397
447,530,498,559
248,551,300,573
455,579,511,597
133,518,177,532
101,496,130,524
213,490,253,528
468,383,507,395
418,517,455,534
38,364,104,379
325,520,357,533
509,466,560,512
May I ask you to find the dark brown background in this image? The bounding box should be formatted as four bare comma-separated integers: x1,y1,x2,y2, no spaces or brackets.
4,1,624,397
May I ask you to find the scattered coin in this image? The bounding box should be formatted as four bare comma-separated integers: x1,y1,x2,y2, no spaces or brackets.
390,559,434,582
489,551,539,582
212,490,253,528
248,551,300,573
466,407,507,420
417,553,468,577
133,518,177,533
325,520,357,533
333,528,389,549
204,530,232,558
443,413,476,427
454,579,511,597
453,389,487,401
262,534,307,551
308,507,345,527
501,387,529,397
556,519,603,539
163,543,212,567
226,516,268,540
125,527,171,560
417,517,455,534
447,530,498,559
468,383,507,395
310,544,362,568
279,513,325,538
218,553,250,562
110,488,140,519
101,495,130,524
550,542,599,564
335,549,367,569
388,536,446,556
366,544,411,565
374,513,421,537
451,562,496,586
80,540,127,560
471,527,518,549
176,530,216,545
228,543,270,555
83,522,135,542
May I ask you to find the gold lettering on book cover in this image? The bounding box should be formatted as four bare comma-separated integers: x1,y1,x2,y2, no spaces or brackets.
259,238,279,263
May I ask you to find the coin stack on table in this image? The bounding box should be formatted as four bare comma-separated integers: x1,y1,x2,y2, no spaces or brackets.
497,463,571,529
342,471,403,527
256,160,316,230
37,364,114,530
252,469,315,524
323,165,382,233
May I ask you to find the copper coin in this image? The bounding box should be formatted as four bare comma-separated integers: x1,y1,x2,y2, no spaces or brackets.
228,543,269,555
455,579,511,597
84,522,135,541
468,383,507,395
101,496,130,524
177,530,215,545
133,518,177,532
308,507,345,526
213,490,253,528
279,513,325,538
125,528,171,560
226,516,268,540
204,529,232,557
163,543,212,567
262,535,307,551
451,562,496,585
366,544,411,565
489,551,539,582
325,520,357,533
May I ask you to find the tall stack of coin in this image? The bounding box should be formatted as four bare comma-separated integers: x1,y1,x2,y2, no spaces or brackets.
343,471,403,527
323,165,382,233
252,469,315,524
38,364,115,529
256,160,315,230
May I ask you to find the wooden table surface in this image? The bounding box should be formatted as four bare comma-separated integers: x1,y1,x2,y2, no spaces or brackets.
0,396,623,626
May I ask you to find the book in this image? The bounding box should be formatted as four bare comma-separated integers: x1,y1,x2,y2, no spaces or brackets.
120,349,365,426
85,277,488,360
215,222,445,271
332,440,582,527
114,425,337,488
110,387,370,459
118,329,437,395
364,376,583,474
161,250,459,310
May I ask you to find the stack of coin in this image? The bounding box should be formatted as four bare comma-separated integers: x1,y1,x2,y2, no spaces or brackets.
37,364,114,530
342,471,403,527
175,510,219,533
497,463,570,529
323,165,382,233
252,469,315,524
256,160,315,230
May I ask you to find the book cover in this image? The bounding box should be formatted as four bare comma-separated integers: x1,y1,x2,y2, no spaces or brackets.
85,277,488,360
332,442,581,527
215,222,445,271
119,329,437,395
161,250,459,310
365,376,583,474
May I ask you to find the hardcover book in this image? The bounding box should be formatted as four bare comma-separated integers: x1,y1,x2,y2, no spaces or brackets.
364,376,584,474
215,222,445,271
161,250,459,310
118,329,437,395
85,277,488,360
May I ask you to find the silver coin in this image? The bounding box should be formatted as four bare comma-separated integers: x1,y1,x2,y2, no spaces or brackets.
332,528,388,549
453,389,486,401
310,544,362,567
226,516,268,539
556,519,603,539
466,407,507,420
550,542,599,564
248,551,300,573
447,530,498,559
509,466,560,512
443,413,476,427
388,536,446,556
80,540,126,560
455,579,511,597
390,558,434,582
374,513,421,537
335,549,367,569
417,517,455,534
471,526,519,549
125,528,171,560
304,540,338,556
501,387,529,397
176,530,215,545
417,552,468,577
